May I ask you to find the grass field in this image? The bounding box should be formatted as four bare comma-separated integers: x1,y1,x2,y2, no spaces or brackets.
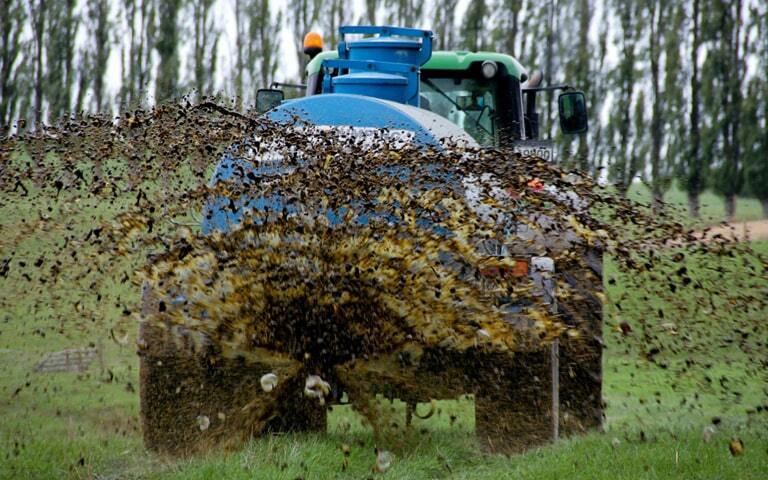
625,181,765,226
1,173,766,479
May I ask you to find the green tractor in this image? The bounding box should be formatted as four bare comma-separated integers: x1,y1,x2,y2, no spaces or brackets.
139,26,601,456
279,32,588,154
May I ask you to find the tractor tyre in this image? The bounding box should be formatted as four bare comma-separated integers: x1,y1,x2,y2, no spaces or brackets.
473,350,553,454
555,247,604,435
138,284,326,455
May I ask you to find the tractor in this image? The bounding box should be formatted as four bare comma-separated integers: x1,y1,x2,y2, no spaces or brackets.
139,26,602,455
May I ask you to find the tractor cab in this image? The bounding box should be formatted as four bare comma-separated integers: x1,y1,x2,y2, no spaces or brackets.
296,28,588,151
418,52,526,147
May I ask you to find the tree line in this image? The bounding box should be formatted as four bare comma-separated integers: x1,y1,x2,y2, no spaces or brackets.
1,0,766,218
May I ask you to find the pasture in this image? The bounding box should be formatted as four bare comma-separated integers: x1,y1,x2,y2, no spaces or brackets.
1,173,766,479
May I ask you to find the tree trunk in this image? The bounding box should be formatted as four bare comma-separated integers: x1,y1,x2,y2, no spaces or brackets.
609,1,637,193
63,0,76,118
687,191,700,219
651,188,664,213
92,0,109,112
365,0,378,25
724,194,736,221
155,0,181,103
75,59,88,114
616,181,629,199
648,0,665,210
32,0,46,127
544,0,555,138
0,1,25,131
687,0,702,220
233,0,244,108
575,0,590,172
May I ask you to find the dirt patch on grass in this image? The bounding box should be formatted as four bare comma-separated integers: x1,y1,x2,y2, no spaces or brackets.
697,220,768,242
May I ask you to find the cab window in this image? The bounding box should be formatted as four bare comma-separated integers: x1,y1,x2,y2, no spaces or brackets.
419,76,497,146
420,66,522,147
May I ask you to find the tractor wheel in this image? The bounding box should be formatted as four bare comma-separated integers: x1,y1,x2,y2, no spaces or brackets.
138,284,326,455
556,248,604,435
473,350,553,454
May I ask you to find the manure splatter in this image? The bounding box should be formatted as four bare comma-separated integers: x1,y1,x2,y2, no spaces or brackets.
0,99,765,463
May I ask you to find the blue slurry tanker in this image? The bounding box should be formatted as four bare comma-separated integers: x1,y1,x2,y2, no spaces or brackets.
138,26,602,455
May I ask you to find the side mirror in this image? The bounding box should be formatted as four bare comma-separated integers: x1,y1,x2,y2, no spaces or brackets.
558,91,588,134
256,88,284,113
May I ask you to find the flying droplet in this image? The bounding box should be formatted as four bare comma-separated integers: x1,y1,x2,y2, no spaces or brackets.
476,329,491,341
304,374,331,405
728,437,744,456
260,373,278,392
375,449,393,473
196,415,210,431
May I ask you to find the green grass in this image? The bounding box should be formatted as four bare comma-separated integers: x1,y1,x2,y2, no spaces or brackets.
1,236,765,479
626,181,765,226
1,163,766,479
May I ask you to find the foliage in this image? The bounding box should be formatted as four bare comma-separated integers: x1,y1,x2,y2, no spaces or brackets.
248,0,283,91
0,0,26,131
155,0,183,102
190,0,220,97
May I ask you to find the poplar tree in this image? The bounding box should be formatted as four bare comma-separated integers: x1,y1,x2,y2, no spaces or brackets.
678,0,705,217
708,0,746,220
30,0,47,126
233,0,246,107
641,0,675,208
75,49,91,115
0,0,26,130
289,0,320,78
433,0,459,50
121,0,157,107
554,0,602,176
460,0,489,52
385,0,423,27
540,0,558,140
322,0,351,50
155,0,182,103
607,0,643,196
588,10,609,173
248,0,282,89
492,0,524,58
660,4,686,206
87,0,111,112
46,0,79,122
741,78,768,217
363,0,379,25
742,9,768,218
191,0,220,97
14,42,34,130
495,1,563,148
571,0,593,173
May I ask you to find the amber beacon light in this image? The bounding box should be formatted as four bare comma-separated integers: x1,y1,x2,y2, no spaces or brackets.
303,32,323,59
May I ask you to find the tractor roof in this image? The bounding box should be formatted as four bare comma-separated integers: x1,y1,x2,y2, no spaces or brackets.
305,50,527,80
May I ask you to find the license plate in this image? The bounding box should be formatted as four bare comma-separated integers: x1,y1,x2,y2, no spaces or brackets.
511,141,556,163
